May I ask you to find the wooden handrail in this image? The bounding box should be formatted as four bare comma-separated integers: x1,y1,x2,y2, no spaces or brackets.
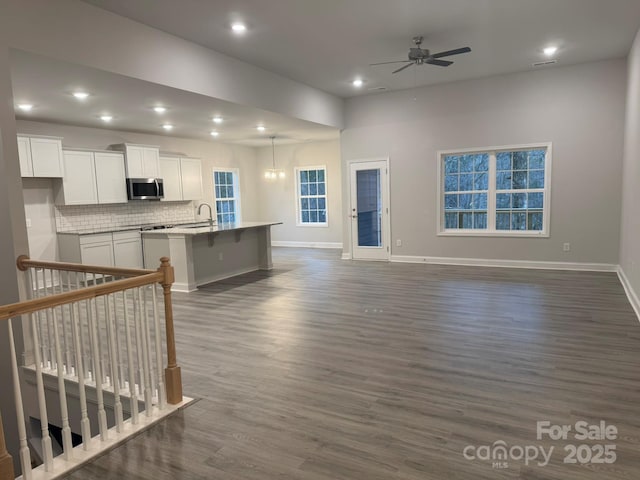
17,255,153,278
0,271,163,322
0,410,14,480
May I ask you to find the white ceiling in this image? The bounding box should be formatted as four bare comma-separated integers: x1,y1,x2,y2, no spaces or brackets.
10,50,339,147
83,0,640,98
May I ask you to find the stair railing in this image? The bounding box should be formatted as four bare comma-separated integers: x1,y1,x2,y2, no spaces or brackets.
0,256,182,480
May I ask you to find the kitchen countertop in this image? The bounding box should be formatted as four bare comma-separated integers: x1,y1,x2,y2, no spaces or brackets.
57,225,149,235
140,221,282,236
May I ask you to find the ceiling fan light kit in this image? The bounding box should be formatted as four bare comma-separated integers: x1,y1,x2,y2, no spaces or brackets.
370,36,471,74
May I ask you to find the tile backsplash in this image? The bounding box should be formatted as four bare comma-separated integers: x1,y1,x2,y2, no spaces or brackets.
55,201,196,232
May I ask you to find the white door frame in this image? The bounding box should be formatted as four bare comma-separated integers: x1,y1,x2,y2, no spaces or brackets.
347,158,391,261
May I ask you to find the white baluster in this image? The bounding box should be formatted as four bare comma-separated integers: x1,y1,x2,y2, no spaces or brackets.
151,284,166,410
57,271,73,374
8,318,32,479
123,289,139,424
51,308,73,460
142,287,157,402
45,270,56,370
89,298,109,440
70,298,92,450
136,288,153,415
105,294,124,432
28,310,54,470
32,269,48,369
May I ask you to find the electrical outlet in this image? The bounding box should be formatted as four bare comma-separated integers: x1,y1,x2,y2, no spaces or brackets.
563,243,571,252
396,239,402,247
25,218,32,228
218,252,224,261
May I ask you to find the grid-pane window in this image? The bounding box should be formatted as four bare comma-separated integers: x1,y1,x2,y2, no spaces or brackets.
443,153,489,230
495,149,545,231
440,144,550,236
297,167,327,225
213,170,240,224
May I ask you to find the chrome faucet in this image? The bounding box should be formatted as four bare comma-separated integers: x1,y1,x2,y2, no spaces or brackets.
197,202,215,227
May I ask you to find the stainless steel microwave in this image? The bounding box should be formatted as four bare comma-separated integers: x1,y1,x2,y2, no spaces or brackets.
126,178,164,200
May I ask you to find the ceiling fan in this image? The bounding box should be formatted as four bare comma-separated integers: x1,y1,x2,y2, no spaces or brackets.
371,36,471,74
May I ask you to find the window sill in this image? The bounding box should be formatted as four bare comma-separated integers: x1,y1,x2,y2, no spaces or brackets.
438,230,549,238
296,222,329,228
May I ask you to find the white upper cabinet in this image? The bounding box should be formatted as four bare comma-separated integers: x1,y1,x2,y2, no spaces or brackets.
142,147,161,178
180,157,204,200
57,150,127,206
17,136,33,177
58,150,98,205
94,152,127,204
159,156,183,201
112,144,160,178
17,135,64,178
159,156,203,201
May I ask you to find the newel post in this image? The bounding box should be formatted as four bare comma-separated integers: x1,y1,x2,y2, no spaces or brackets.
0,410,15,480
159,257,182,404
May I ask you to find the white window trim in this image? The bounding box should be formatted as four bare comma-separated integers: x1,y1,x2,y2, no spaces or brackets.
436,142,552,238
212,167,241,223
294,165,329,227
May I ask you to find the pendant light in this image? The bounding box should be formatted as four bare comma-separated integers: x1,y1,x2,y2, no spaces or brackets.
264,135,285,180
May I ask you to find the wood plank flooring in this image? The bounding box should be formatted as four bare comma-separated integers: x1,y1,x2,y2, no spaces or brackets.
66,248,640,479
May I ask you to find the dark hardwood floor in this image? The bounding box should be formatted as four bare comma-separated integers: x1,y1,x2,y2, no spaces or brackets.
66,248,640,479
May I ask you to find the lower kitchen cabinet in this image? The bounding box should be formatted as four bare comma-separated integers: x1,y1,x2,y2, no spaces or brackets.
113,231,144,269
58,231,142,269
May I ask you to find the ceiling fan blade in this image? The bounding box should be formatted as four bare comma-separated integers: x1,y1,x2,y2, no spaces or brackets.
431,47,471,59
370,60,412,66
426,58,453,67
392,62,415,74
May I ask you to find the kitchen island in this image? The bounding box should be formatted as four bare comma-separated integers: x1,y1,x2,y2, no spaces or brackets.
142,221,281,292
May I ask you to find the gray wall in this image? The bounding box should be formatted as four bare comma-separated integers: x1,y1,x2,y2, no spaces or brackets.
0,46,28,475
620,29,640,295
341,59,626,264
256,140,342,245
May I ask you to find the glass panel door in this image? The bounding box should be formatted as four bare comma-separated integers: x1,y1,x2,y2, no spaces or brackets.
349,160,389,260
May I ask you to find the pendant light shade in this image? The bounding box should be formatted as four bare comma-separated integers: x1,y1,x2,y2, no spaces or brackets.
265,136,285,180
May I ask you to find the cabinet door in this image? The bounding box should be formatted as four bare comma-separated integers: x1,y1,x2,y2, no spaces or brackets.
17,136,33,177
80,241,114,267
142,147,160,178
125,145,144,178
30,137,63,177
159,156,183,201
61,151,98,205
113,233,143,269
180,158,203,200
94,152,127,204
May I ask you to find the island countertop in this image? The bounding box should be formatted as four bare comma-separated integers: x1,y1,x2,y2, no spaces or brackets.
140,221,282,236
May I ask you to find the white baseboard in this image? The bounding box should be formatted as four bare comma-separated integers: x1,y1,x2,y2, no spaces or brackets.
272,241,343,249
341,253,352,260
390,255,618,272
617,266,640,321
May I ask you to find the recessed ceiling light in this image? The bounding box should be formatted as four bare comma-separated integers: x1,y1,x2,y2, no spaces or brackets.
256,125,266,132
213,116,223,124
100,115,113,122
210,131,219,137
543,46,558,57
231,22,247,34
153,106,167,114
17,104,34,112
162,124,174,131
352,78,364,88
73,91,90,100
